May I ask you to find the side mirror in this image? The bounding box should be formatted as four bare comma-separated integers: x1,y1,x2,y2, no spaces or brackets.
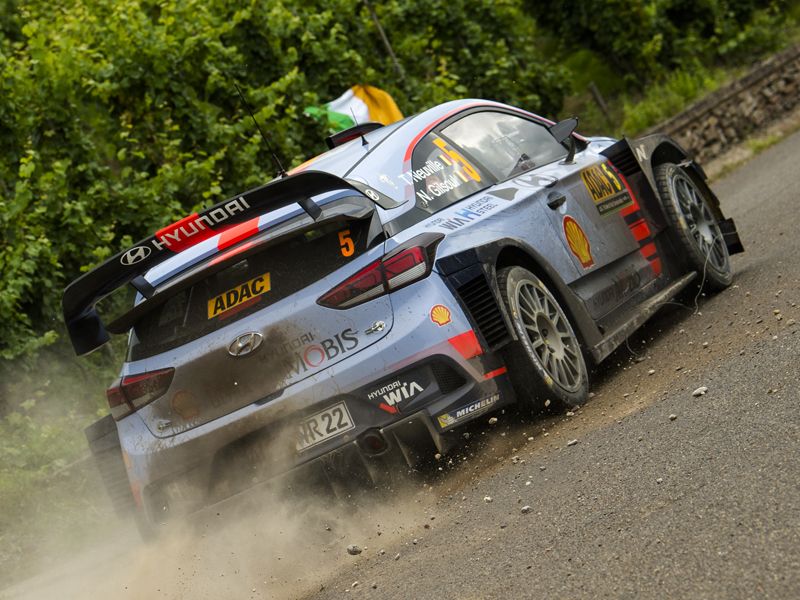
548,117,579,165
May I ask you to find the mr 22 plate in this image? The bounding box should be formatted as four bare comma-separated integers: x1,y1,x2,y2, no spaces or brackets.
296,402,355,452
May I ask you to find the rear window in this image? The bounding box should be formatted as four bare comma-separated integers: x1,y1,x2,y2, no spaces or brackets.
128,218,372,360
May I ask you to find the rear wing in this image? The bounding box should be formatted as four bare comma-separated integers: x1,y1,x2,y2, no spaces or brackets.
62,171,396,356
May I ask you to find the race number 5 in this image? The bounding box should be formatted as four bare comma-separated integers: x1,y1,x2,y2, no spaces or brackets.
433,138,481,182
338,229,355,257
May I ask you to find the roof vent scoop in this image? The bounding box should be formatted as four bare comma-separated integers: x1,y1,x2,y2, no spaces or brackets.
325,122,384,149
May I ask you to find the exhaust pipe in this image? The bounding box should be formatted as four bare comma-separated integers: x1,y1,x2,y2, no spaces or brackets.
358,429,388,456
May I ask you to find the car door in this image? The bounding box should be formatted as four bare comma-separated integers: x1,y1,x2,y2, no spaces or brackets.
439,109,657,319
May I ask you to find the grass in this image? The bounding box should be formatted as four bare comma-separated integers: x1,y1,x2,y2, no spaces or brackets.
0,452,117,586
619,68,731,135
561,63,735,137
0,354,120,586
747,133,783,154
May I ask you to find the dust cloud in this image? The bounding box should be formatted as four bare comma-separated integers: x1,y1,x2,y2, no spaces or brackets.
1,461,431,600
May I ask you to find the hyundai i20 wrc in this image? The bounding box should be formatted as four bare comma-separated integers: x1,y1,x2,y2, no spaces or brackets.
65,99,743,534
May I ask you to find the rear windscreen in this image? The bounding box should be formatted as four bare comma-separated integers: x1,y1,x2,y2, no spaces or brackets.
128,218,372,360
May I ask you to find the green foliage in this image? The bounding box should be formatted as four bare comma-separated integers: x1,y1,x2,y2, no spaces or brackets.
0,401,114,583
524,0,789,82
621,67,727,133
0,377,95,578
0,342,120,580
0,402,86,475
0,0,567,366
1,0,795,366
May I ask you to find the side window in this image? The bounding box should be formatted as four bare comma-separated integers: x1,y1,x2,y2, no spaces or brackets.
408,132,487,213
442,111,567,180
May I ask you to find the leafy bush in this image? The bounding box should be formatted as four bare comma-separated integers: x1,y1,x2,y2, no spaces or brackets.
621,68,727,134
0,0,567,369
523,0,789,82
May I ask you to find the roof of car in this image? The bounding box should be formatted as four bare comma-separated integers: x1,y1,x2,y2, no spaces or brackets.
292,99,548,202
146,99,546,284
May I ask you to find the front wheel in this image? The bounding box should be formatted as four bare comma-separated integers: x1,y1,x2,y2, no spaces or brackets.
654,163,732,291
498,266,589,411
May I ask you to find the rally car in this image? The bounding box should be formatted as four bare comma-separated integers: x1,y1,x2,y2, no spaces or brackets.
65,99,743,534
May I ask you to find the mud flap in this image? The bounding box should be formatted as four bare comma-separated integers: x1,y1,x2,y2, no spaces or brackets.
719,218,744,255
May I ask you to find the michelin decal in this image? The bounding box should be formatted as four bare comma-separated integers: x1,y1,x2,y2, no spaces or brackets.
437,393,499,428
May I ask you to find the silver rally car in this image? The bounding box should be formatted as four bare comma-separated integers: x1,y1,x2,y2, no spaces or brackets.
65,99,743,533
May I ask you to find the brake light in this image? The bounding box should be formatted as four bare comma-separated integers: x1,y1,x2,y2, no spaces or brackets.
383,246,427,288
106,368,175,421
318,234,443,309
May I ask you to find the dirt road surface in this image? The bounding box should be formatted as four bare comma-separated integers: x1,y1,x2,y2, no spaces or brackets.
3,131,799,600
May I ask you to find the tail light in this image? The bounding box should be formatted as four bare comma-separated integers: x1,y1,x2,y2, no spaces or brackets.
106,368,175,421
318,233,444,309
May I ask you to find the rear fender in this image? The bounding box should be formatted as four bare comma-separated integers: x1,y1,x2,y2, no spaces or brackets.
604,135,743,255
436,238,603,360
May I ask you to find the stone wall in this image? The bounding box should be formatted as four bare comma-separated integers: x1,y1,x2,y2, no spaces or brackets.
644,45,800,162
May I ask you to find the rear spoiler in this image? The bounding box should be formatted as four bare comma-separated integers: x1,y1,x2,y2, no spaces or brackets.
62,171,396,356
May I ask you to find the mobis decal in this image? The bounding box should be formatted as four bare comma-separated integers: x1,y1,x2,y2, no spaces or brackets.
580,163,632,216
264,331,316,357
286,328,359,377
563,216,594,269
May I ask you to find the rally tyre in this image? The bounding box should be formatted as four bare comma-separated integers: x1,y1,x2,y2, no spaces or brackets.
654,163,732,291
498,266,589,411
84,416,137,518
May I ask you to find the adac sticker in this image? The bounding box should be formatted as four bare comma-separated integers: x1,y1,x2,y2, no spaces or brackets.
580,163,632,216
430,304,452,326
208,271,271,319
563,216,594,269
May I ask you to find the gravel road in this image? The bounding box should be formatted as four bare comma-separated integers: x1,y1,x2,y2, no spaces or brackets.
304,131,800,599
3,132,798,600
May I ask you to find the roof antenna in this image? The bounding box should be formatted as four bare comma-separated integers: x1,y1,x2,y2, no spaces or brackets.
234,82,288,178
351,107,368,146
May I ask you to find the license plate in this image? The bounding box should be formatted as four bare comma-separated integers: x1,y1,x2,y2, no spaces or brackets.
296,402,355,452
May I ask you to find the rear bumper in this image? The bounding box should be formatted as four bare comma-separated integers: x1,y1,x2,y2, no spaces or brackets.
116,274,516,525
164,400,495,532
140,368,514,525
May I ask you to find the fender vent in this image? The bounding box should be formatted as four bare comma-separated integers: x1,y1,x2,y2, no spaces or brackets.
454,275,510,348
602,141,640,178
431,361,467,394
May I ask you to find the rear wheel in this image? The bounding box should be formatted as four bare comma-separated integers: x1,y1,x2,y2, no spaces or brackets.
654,163,732,291
84,416,137,518
498,266,589,411
85,416,159,541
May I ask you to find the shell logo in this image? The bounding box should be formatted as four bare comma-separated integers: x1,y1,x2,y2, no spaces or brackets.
563,216,594,269
430,304,452,326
